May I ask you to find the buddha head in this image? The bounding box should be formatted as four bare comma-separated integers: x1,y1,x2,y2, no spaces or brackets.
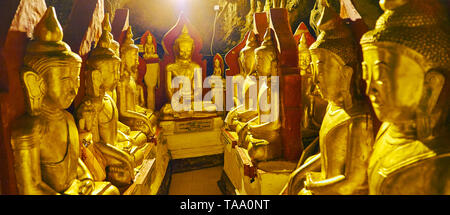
120,27,139,78
361,0,449,138
22,7,82,116
298,33,311,76
309,6,358,105
239,31,258,76
174,25,194,62
102,13,120,57
254,28,278,77
85,28,121,97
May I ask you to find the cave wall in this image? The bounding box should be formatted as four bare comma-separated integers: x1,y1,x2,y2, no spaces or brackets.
44,0,387,57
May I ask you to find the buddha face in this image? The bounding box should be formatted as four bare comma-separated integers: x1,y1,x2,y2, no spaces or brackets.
311,48,349,103
177,41,193,61
122,49,139,73
255,49,275,76
240,49,256,76
100,60,121,90
298,51,311,76
362,43,425,123
42,62,81,109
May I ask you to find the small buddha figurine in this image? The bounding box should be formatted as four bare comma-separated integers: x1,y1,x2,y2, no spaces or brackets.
236,29,282,162
117,26,158,136
285,6,374,195
213,58,223,76
361,0,450,194
224,31,259,131
298,33,327,139
211,55,225,108
77,26,149,187
162,25,216,118
10,7,118,195
143,33,160,111
143,33,159,60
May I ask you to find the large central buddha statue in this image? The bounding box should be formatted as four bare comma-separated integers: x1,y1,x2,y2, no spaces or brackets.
360,0,450,194
117,27,158,136
285,6,375,195
162,25,216,119
10,7,118,195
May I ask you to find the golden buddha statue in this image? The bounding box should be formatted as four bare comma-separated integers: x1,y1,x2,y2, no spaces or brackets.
77,24,150,186
360,0,450,194
298,33,327,139
103,14,120,103
285,6,375,195
10,7,118,195
118,26,157,136
162,25,216,118
236,29,282,162
210,57,225,108
224,31,259,131
143,33,159,60
143,33,160,111
99,14,140,139
213,58,222,76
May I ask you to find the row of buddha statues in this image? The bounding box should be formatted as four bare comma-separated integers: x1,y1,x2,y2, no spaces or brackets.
10,7,164,195
223,0,450,195
6,0,450,195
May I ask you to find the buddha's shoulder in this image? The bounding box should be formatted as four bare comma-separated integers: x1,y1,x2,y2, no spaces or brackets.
190,62,201,69
11,114,43,149
378,134,450,178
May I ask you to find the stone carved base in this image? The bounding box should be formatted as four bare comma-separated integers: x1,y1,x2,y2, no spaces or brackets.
123,130,170,195
160,117,224,159
221,128,297,195
171,154,224,173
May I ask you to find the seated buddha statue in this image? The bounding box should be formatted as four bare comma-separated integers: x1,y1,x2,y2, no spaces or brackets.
117,26,158,136
143,33,160,112
298,33,327,139
10,7,118,195
76,25,150,186
101,13,120,103
360,0,450,194
98,14,143,143
162,26,217,118
235,29,283,162
143,33,159,60
285,6,375,195
210,56,225,107
224,31,259,131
